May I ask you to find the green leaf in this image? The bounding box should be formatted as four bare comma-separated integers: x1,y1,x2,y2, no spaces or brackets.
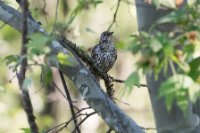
184,44,195,58
157,10,185,24
22,78,32,90
93,0,103,7
4,55,20,65
4,55,20,71
20,128,31,133
189,57,200,80
159,74,192,113
119,71,140,97
163,43,174,57
57,52,76,66
149,38,163,52
124,71,140,96
165,92,174,111
140,31,150,38
176,89,189,112
28,33,51,55
41,65,53,87
158,81,177,98
129,44,141,54
29,33,51,46
116,41,126,49
1,25,20,41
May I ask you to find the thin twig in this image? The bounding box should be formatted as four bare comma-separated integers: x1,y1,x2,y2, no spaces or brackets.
59,70,81,133
112,78,147,87
107,0,121,31
46,108,94,133
46,113,85,133
113,97,130,106
140,126,156,130
53,82,69,100
52,82,80,111
75,107,92,115
72,112,97,133
17,0,38,132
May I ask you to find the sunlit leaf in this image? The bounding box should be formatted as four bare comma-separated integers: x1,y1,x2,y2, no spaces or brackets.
1,25,20,41
116,41,126,49
163,43,174,57
149,38,162,52
20,128,31,133
158,81,176,98
176,89,188,112
57,52,76,66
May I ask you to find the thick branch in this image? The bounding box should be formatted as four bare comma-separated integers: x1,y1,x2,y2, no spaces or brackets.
0,2,144,133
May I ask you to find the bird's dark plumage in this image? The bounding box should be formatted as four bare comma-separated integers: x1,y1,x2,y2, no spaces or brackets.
91,31,117,73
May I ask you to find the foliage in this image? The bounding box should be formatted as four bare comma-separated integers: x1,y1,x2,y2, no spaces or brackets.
28,33,52,56
128,0,200,113
41,64,53,87
122,71,140,96
4,54,20,72
66,0,103,25
3,33,54,96
55,0,103,32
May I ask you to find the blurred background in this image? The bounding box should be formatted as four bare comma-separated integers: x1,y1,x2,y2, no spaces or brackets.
0,0,155,133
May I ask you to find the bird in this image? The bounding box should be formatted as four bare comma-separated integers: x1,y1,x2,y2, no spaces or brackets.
91,31,117,78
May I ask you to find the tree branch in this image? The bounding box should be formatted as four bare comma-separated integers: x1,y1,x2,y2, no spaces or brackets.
107,0,121,31
17,0,38,133
0,2,144,133
58,71,80,133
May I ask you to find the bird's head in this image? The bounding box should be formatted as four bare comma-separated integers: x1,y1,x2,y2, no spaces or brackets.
99,31,113,43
